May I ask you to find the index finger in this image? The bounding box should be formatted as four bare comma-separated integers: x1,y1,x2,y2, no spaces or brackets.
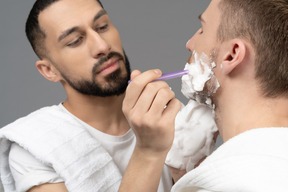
123,69,162,110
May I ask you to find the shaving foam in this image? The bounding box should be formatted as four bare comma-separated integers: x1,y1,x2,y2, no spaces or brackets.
165,51,219,171
181,51,220,107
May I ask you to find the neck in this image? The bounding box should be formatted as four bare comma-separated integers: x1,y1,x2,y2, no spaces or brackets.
215,82,288,142
63,91,130,136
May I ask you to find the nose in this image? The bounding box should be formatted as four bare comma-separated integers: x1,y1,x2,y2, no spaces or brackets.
186,28,201,52
186,29,201,63
186,38,193,52
89,30,111,58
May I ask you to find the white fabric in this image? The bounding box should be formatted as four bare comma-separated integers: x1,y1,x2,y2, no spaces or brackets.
58,104,136,176
0,104,172,192
171,128,288,192
166,100,217,171
8,128,134,192
9,143,65,191
9,108,136,191
0,104,122,192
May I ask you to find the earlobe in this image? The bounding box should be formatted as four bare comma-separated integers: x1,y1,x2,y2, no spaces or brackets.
221,40,246,75
35,59,61,82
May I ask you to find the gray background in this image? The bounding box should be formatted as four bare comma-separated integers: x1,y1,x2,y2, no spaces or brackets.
0,0,222,146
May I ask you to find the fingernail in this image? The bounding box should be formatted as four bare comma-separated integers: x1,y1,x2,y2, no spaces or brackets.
154,69,161,74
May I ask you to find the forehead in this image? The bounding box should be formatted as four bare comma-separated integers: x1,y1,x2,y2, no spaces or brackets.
202,0,221,21
38,0,104,37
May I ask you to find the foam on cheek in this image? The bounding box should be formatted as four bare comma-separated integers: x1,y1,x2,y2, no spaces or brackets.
181,52,220,106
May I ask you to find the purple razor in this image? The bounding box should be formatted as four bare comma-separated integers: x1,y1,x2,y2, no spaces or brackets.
128,70,189,84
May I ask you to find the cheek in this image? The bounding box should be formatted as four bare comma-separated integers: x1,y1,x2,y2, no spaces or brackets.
197,33,217,54
54,52,89,76
63,46,91,66
107,27,123,50
196,38,211,54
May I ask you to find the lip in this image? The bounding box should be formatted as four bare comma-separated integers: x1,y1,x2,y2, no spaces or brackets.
97,58,121,75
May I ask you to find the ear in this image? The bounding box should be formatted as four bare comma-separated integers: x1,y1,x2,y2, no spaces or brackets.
221,39,246,74
35,59,61,82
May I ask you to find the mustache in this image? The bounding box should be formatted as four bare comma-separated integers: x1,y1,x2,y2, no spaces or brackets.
92,52,124,74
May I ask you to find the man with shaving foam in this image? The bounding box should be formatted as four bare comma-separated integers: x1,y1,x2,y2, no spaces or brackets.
122,0,288,191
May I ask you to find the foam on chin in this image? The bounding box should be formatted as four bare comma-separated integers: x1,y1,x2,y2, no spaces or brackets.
165,52,219,171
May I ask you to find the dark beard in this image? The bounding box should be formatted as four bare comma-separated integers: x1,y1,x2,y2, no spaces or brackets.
61,50,131,97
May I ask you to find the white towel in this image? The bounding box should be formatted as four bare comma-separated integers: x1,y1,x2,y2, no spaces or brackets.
171,128,288,192
0,105,122,192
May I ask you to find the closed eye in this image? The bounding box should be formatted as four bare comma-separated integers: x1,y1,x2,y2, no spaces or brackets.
96,24,109,33
67,36,83,47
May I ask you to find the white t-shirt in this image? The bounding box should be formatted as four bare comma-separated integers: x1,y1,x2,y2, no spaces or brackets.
8,104,172,192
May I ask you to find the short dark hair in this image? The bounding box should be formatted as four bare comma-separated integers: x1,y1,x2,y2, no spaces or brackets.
25,0,104,59
217,0,288,98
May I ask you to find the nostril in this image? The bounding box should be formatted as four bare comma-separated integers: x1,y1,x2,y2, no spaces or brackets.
95,52,107,59
98,52,106,57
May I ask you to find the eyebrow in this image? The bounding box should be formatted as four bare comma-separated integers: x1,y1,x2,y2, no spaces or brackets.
93,9,107,23
57,9,107,42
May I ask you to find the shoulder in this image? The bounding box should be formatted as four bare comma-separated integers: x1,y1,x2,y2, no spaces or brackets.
9,142,54,173
0,104,84,158
0,104,77,136
209,128,288,158
1,105,60,128
174,128,288,192
9,143,64,192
